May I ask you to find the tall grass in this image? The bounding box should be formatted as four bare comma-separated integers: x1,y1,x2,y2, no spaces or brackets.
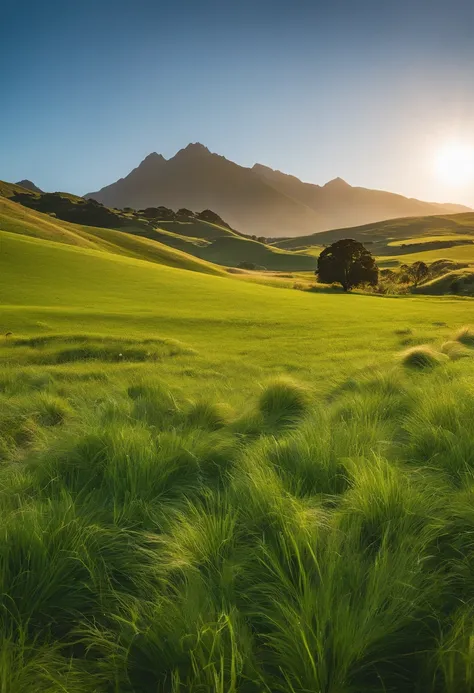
2,352,474,691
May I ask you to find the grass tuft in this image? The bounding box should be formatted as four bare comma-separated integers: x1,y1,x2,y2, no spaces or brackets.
186,399,233,430
32,393,73,426
400,345,446,370
441,340,472,360
454,325,474,347
258,376,311,427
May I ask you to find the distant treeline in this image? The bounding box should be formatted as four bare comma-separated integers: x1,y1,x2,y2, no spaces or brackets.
11,190,239,235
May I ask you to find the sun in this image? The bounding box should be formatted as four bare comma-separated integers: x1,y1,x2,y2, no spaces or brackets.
435,141,474,187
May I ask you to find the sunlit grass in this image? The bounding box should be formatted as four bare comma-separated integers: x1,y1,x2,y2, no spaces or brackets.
5,219,474,690
2,352,474,691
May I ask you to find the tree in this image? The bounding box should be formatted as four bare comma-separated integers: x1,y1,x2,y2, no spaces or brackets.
408,261,429,287
317,238,378,292
177,208,194,218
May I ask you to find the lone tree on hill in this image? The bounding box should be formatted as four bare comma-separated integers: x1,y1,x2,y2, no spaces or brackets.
317,238,378,291
409,260,429,287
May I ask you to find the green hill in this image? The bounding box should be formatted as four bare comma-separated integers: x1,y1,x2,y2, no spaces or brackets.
122,217,317,270
412,267,474,296
0,197,225,275
1,180,317,272
157,219,240,240
273,212,474,266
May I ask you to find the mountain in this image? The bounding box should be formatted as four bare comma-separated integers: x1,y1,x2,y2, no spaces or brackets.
86,144,320,238
252,164,471,233
86,144,471,237
15,179,43,193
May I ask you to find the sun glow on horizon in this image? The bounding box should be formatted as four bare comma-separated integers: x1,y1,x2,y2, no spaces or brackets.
435,141,474,188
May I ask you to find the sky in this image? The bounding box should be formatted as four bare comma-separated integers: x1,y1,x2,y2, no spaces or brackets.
1,0,474,206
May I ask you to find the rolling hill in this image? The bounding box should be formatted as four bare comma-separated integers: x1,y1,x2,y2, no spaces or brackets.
6,177,474,284
271,211,474,294
0,181,317,272
85,142,470,237
0,195,225,276
273,211,474,261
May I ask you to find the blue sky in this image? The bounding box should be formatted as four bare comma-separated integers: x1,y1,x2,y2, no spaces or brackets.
1,0,474,205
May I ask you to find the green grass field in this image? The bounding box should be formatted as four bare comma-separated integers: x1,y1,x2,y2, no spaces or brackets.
381,243,474,266
7,186,474,691
4,214,474,691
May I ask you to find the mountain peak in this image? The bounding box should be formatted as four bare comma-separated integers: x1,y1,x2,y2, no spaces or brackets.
175,142,211,157
323,177,351,190
139,152,166,165
16,179,42,193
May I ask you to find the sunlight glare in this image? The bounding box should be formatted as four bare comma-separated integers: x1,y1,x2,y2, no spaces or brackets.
435,141,474,187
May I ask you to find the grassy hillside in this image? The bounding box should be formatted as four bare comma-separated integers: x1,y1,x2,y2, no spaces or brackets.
1,180,317,272
0,197,225,275
197,235,316,270
380,244,474,267
4,224,474,691
274,211,474,264
158,219,241,240
0,180,38,198
134,219,317,270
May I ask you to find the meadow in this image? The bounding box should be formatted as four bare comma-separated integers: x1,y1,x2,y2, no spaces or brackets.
4,217,474,692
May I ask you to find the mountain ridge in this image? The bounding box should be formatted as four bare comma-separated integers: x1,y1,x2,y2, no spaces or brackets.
85,144,472,237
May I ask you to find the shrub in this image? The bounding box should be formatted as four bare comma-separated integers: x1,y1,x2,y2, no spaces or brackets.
400,345,446,370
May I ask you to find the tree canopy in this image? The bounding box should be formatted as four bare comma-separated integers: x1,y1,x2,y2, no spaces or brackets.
317,238,378,291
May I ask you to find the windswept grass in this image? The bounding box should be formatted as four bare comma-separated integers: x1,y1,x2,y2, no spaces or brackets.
400,344,446,369
258,376,311,428
454,325,474,346
1,353,474,691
